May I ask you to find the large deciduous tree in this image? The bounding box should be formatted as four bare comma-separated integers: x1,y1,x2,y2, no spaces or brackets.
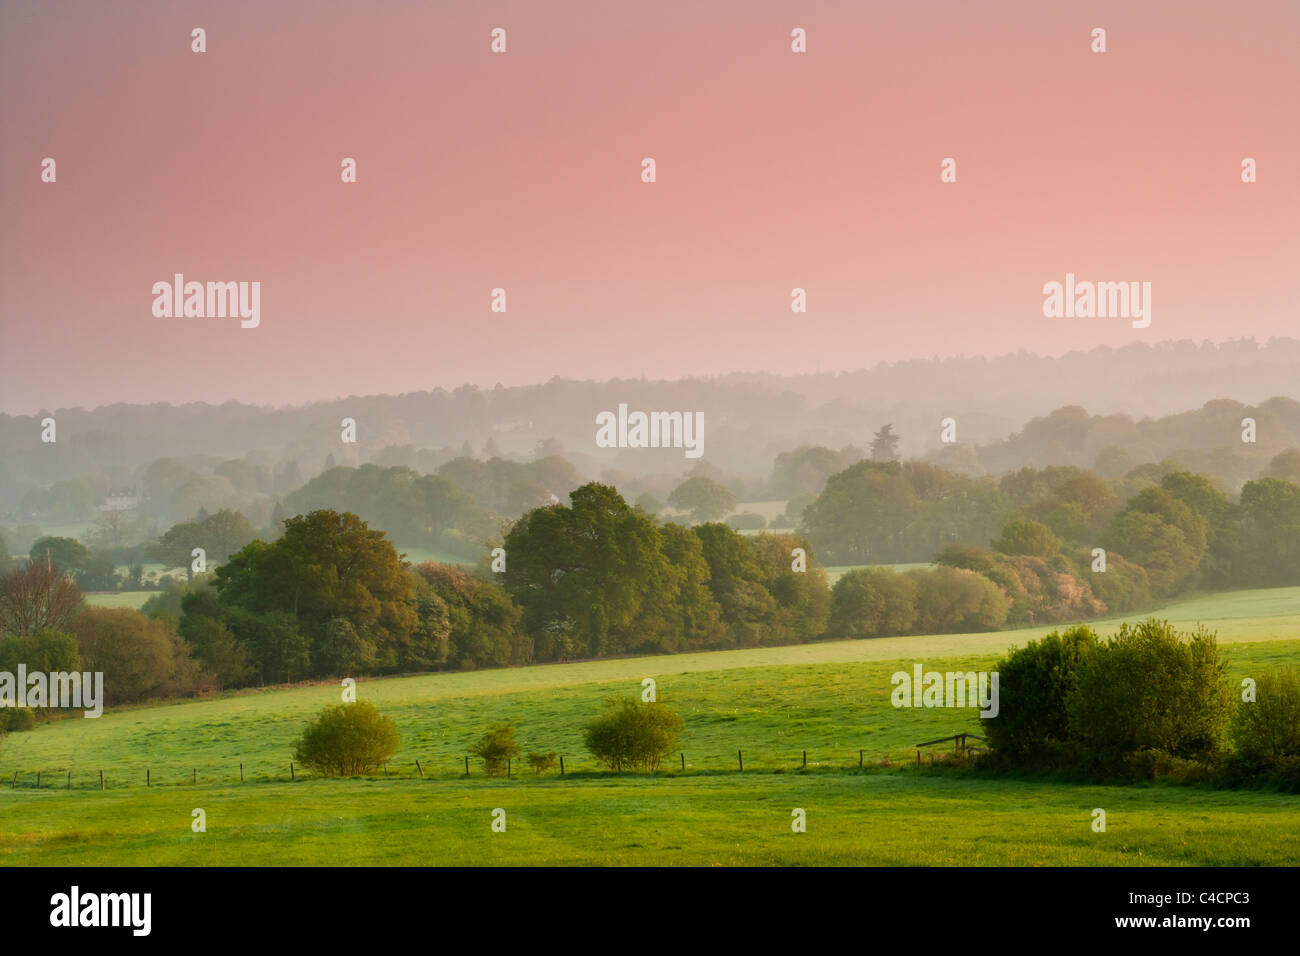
213,510,416,674
502,483,678,659
667,476,737,524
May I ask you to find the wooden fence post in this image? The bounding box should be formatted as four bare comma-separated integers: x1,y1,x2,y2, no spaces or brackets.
240,763,244,782
464,755,468,776
680,752,685,771
99,770,104,791
193,768,197,785
859,750,863,768
66,770,71,790
802,750,807,769
738,750,743,772
290,761,295,781
147,768,150,787
10,771,15,789
507,758,511,779
559,755,564,775
36,771,40,790
416,759,424,778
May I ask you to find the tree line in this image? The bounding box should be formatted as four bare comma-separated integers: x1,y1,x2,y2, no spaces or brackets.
2,459,1299,725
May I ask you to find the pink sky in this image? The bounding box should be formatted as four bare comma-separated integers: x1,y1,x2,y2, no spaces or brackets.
2,0,1297,414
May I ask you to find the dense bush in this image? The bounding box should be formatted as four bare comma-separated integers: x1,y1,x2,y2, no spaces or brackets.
0,630,81,674
983,625,1098,766
936,545,1105,626
293,701,399,777
470,722,521,776
0,631,81,728
71,607,201,705
0,706,37,733
583,698,685,772
1231,667,1300,760
1067,619,1233,769
907,566,1008,634
829,567,917,638
527,751,558,773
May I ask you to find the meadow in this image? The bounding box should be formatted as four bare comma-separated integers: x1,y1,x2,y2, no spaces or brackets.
2,586,1298,866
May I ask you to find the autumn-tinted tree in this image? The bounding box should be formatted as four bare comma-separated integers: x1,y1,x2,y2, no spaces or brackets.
0,561,84,636
907,565,1008,634
72,607,201,704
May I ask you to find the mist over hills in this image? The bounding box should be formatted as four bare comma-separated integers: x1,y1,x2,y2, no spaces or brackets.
3,338,1298,507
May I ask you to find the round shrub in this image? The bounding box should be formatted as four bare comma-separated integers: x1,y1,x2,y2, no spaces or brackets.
470,722,521,776
583,698,685,773
293,700,399,777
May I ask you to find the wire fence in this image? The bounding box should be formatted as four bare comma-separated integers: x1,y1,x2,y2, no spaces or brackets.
3,742,982,791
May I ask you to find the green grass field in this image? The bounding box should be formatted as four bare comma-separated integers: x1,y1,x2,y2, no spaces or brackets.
4,771,1297,866
3,586,1298,866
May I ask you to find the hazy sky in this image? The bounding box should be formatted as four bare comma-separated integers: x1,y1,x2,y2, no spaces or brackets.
2,0,1297,414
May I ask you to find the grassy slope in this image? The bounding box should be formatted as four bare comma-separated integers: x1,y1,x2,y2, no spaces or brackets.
2,586,1297,865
